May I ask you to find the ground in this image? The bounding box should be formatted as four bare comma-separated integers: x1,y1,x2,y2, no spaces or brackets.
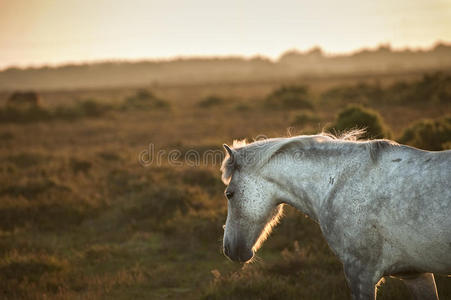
0,71,450,299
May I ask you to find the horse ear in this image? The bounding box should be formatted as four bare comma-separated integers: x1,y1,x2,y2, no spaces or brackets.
223,144,235,158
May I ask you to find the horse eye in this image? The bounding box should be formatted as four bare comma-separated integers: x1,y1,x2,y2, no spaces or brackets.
225,190,234,199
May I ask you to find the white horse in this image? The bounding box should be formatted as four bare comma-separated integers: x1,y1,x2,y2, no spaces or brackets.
220,132,451,300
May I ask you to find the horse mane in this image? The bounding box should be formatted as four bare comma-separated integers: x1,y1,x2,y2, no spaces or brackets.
221,130,398,184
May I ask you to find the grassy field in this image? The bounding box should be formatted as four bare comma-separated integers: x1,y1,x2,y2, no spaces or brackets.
0,71,450,299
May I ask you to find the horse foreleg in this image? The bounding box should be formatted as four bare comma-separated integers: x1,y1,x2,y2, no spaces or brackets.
343,264,380,300
398,273,439,300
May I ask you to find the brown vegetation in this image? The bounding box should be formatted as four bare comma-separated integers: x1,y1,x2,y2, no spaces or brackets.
7,91,40,107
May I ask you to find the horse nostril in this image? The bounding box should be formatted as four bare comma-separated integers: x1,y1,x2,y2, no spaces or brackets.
239,248,254,262
223,240,253,262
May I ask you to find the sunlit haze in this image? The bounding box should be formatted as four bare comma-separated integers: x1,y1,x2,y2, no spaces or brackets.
1,0,450,69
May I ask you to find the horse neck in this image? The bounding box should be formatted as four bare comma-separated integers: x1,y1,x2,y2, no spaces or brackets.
265,142,364,222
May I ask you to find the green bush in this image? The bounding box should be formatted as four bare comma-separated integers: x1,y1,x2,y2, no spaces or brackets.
399,116,451,150
327,106,391,139
264,85,313,110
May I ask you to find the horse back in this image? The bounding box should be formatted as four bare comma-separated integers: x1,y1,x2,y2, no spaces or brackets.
369,147,451,272
322,146,451,274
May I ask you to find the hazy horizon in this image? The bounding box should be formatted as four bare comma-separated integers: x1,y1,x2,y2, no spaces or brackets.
1,0,450,70
1,40,450,71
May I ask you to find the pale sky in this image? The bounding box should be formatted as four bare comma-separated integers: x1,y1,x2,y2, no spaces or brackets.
1,0,450,69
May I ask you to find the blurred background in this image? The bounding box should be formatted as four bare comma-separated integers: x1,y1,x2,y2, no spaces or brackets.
0,0,450,299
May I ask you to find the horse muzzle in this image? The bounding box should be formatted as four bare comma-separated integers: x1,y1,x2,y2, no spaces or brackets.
223,239,254,263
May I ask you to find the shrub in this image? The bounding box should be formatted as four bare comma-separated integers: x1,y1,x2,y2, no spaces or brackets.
125,186,195,225
202,247,347,300
52,99,112,120
0,251,67,284
0,106,51,123
0,99,113,123
202,268,299,300
442,141,451,150
70,158,92,174
78,99,112,117
234,102,251,112
6,153,46,168
123,89,169,110
264,85,313,110
181,168,223,196
164,210,225,244
0,179,65,199
83,244,129,263
198,96,224,108
172,143,223,164
399,116,451,150
384,72,451,104
408,72,451,104
0,195,98,231
0,177,102,231
136,89,154,100
52,105,84,120
266,241,306,277
97,150,121,161
320,82,383,104
326,106,391,139
0,131,14,141
107,168,151,196
320,73,451,105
